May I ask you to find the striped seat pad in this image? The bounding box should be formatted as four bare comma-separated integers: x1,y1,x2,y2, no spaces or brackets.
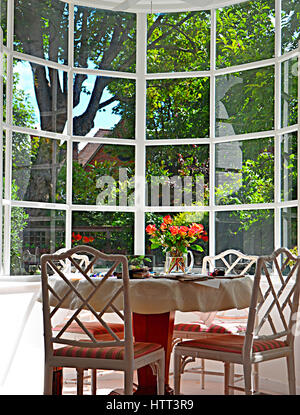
177,334,288,354
174,322,245,335
54,342,162,360
53,321,124,336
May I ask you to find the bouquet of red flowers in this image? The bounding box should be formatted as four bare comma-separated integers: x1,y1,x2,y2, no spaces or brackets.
146,215,208,257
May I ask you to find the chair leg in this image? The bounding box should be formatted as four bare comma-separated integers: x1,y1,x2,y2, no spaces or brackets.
174,352,182,395
224,362,231,395
286,353,296,395
157,355,165,395
243,362,254,395
253,363,259,392
124,370,134,395
91,369,97,395
77,368,84,395
44,364,53,395
201,358,205,389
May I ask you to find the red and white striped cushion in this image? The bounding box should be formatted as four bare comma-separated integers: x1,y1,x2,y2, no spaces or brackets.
54,342,162,360
176,334,288,354
174,322,245,335
53,321,124,336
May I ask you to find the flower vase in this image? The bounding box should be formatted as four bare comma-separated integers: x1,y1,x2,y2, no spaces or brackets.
164,251,194,274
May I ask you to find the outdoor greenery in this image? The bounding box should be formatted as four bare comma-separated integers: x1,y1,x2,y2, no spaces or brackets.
0,0,299,272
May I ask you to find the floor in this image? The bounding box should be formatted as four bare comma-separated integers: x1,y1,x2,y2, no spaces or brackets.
62,367,245,396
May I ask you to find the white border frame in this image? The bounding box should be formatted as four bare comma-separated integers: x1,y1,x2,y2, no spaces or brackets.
0,0,299,275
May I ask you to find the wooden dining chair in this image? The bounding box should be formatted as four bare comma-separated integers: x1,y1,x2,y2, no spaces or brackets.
172,249,258,392
40,245,165,395
174,247,300,395
51,247,124,394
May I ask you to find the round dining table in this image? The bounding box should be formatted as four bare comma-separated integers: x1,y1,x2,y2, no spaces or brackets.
42,274,255,395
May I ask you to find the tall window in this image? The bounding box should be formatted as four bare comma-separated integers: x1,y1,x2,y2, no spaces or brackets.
0,0,299,275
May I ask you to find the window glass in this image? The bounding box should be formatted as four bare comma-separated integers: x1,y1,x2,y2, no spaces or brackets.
215,66,274,137
146,77,210,139
281,0,300,54
281,132,297,202
72,211,134,254
72,143,135,206
0,0,7,46
146,144,209,206
147,11,210,73
12,133,67,204
145,211,209,270
215,210,274,256
216,0,275,69
13,59,68,133
74,6,136,72
281,57,298,128
281,207,297,250
10,207,66,275
14,0,68,64
215,137,274,205
73,74,135,138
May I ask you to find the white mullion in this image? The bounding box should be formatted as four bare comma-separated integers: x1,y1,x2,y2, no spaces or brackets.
3,0,14,275
298,41,300,252
65,2,74,250
71,204,136,212
274,0,281,250
6,125,70,141
209,8,216,257
70,135,136,146
0,27,3,274
12,51,69,72
73,66,137,80
134,12,146,255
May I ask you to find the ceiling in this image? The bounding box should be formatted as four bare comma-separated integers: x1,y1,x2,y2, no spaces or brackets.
65,0,249,13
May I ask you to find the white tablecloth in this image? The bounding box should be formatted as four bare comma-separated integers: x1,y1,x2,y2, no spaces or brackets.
40,275,255,315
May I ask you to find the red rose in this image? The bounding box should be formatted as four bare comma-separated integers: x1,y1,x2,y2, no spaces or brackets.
163,215,173,225
146,224,157,235
169,226,179,235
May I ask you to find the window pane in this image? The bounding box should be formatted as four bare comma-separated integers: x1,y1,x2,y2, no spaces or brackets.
281,0,300,54
72,211,134,254
215,210,274,256
281,58,298,128
147,11,210,73
216,0,275,69
281,132,297,202
11,208,65,275
281,207,297,250
13,59,68,133
14,0,68,64
146,145,209,206
0,0,7,46
72,143,135,206
145,212,209,270
74,6,136,72
215,138,274,205
146,77,210,139
215,66,274,137
12,133,67,203
73,75,135,138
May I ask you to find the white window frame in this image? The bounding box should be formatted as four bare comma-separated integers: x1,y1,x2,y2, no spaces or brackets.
0,0,299,276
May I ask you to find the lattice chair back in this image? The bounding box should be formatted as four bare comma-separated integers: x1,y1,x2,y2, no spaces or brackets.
40,245,133,365
202,249,258,276
244,247,300,357
52,248,90,274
